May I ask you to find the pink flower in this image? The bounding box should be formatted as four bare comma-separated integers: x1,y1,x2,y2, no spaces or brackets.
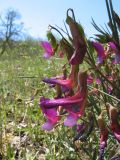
63,89,87,126
40,97,59,131
40,41,54,59
40,71,87,127
107,86,113,94
108,42,120,64
87,74,94,85
96,78,101,85
108,42,117,51
43,65,79,93
114,52,120,64
92,42,106,64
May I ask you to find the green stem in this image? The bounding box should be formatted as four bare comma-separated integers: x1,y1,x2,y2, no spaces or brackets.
88,85,120,102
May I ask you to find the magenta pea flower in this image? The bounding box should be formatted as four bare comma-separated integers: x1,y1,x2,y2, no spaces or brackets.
114,52,120,64
43,76,73,93
40,89,86,127
64,91,87,127
43,65,79,93
108,42,117,51
87,74,94,85
107,86,113,94
92,41,106,64
40,41,54,59
63,73,88,126
40,97,59,131
40,95,82,127
108,42,120,64
96,77,101,85
40,71,87,127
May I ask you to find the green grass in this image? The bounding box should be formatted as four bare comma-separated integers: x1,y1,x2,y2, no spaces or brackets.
0,51,118,160
0,52,87,160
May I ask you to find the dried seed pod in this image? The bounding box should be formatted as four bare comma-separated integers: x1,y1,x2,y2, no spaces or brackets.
66,9,87,65
106,103,120,143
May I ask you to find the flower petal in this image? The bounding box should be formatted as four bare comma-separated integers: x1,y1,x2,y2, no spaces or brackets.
40,95,83,108
92,41,106,63
43,52,52,59
87,75,94,84
64,114,78,126
41,41,54,59
42,120,55,131
41,41,53,53
109,42,117,50
115,53,120,64
43,78,72,88
40,97,59,123
114,132,120,142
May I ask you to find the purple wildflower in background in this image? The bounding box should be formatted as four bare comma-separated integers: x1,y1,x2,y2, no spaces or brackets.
108,42,117,50
92,41,106,64
114,52,120,64
108,42,120,64
40,41,54,59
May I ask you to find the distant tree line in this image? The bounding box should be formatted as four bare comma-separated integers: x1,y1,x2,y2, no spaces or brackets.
0,9,41,57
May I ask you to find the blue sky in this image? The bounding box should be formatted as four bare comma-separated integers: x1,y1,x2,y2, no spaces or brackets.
0,0,119,39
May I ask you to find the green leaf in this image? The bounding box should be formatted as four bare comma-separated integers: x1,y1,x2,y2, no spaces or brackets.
47,31,58,49
59,38,74,60
114,11,120,30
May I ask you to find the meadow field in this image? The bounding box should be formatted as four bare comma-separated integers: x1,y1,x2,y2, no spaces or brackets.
0,52,78,160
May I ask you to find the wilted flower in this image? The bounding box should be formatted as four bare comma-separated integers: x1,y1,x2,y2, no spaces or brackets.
92,41,106,64
41,41,54,59
66,10,87,65
58,51,64,58
107,103,120,143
